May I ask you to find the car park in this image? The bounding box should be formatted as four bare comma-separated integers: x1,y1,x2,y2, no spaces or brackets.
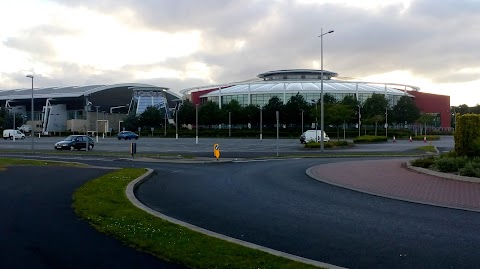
117,131,139,140
300,130,330,144
3,129,26,140
54,135,94,150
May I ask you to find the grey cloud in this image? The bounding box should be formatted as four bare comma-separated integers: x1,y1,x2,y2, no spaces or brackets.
5,0,480,94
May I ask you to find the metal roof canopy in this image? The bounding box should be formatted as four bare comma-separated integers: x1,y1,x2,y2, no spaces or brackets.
0,83,179,101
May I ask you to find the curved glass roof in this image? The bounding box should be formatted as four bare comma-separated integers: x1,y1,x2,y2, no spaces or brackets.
202,81,412,97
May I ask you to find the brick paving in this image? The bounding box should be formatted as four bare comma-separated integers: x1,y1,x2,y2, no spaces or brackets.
307,159,480,212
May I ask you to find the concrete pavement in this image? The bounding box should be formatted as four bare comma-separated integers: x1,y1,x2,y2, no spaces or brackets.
306,158,480,212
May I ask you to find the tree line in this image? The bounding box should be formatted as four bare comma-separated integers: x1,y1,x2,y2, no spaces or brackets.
124,93,426,136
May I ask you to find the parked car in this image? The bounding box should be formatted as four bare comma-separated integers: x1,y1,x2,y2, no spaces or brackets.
300,130,330,144
117,131,139,140
3,129,26,140
18,124,32,133
54,135,94,150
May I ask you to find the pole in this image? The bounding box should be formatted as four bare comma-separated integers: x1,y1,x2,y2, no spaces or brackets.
260,107,263,140
175,109,178,140
13,111,15,141
228,111,231,137
358,105,361,137
164,113,167,136
95,106,99,142
195,104,199,144
315,100,318,142
276,111,279,157
301,109,304,134
318,28,334,152
26,75,34,152
385,107,388,137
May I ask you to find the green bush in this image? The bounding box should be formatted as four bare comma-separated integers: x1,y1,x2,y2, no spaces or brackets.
433,156,469,173
455,114,480,157
410,156,435,168
458,162,480,178
304,140,349,149
412,135,440,141
353,135,388,143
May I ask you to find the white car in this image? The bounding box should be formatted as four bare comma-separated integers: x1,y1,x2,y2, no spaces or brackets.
300,130,330,144
3,129,26,140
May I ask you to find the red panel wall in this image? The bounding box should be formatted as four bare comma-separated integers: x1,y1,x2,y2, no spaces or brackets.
190,89,217,105
408,91,451,128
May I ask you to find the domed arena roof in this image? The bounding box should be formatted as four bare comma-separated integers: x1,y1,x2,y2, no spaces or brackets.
197,69,416,105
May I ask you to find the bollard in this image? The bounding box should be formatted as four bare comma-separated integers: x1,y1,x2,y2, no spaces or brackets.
213,143,220,161
131,142,137,158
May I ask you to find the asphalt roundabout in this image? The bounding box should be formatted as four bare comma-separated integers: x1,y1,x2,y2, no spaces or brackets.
134,157,480,269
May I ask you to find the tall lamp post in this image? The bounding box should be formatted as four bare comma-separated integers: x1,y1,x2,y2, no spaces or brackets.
195,104,199,144
26,74,34,152
311,99,318,142
318,28,334,152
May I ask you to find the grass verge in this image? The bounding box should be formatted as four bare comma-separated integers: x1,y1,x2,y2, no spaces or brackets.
416,145,437,153
0,157,86,168
72,168,320,269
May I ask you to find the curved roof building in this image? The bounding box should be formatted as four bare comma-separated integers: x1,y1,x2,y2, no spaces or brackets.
183,69,418,108
0,83,181,134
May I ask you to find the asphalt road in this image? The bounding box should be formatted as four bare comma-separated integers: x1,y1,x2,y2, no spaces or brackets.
0,135,455,158
0,165,186,269
134,158,480,269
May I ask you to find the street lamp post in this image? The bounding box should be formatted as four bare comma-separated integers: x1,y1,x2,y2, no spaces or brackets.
228,111,231,137
311,99,318,142
195,104,199,144
318,28,334,152
358,105,362,137
301,109,304,134
260,107,263,140
26,74,34,152
95,106,99,142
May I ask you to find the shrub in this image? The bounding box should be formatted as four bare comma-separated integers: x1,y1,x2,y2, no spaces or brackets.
458,162,480,178
433,156,469,173
353,135,388,143
410,156,435,168
304,140,349,149
412,135,440,141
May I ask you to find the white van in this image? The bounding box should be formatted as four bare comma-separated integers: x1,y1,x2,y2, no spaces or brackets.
3,129,26,140
300,130,330,144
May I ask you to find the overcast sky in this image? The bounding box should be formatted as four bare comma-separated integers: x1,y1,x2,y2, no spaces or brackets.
1,0,479,106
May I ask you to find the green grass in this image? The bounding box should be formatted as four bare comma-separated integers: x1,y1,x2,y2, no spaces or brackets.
72,168,320,269
416,145,437,153
0,157,86,168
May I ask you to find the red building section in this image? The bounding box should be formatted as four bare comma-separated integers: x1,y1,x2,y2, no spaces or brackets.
408,91,450,128
189,89,217,105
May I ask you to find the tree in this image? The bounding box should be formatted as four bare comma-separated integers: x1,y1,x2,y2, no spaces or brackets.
243,104,260,127
362,93,389,120
340,95,360,125
123,113,140,131
371,114,384,136
177,100,196,125
139,105,163,128
392,96,421,126
417,113,435,135
262,96,285,126
327,103,353,140
284,93,309,127
199,101,221,127
221,99,243,126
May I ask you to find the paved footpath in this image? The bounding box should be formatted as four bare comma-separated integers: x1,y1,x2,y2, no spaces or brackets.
307,159,480,212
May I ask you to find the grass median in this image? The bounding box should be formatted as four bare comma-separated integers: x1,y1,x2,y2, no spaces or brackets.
72,168,320,269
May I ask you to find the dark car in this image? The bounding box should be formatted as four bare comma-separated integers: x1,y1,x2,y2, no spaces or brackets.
54,135,94,151
117,131,139,140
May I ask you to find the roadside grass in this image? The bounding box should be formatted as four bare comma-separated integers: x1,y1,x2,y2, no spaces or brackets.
416,145,437,153
72,168,320,269
0,157,86,168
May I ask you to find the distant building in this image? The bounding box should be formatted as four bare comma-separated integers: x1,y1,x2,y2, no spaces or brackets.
0,83,181,134
181,69,451,128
